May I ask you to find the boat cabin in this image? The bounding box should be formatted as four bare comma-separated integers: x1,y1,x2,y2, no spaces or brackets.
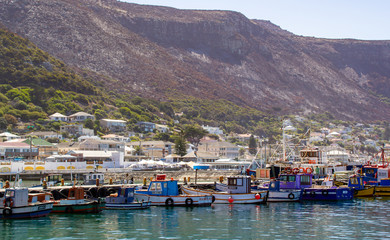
217,176,252,194
106,187,136,204
4,188,29,207
67,187,85,200
348,175,365,190
279,174,312,190
136,176,179,196
83,173,104,185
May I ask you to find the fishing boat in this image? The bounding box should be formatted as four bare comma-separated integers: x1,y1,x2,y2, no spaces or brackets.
0,188,53,219
134,175,213,206
348,174,375,197
261,179,302,202
51,186,104,213
106,187,151,210
181,176,268,204
302,175,353,201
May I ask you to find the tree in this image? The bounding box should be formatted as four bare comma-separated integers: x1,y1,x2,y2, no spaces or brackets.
382,125,390,141
174,133,187,157
0,117,7,130
183,125,207,149
248,135,257,155
84,118,94,129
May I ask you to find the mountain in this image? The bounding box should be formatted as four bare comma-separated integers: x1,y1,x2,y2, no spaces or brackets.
1,0,390,121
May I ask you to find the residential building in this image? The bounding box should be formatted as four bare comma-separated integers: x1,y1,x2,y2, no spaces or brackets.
198,141,240,159
155,124,169,133
60,124,83,137
49,113,68,122
100,119,127,132
0,142,38,160
127,141,174,159
0,132,21,142
202,125,223,135
136,122,156,132
25,131,63,140
23,138,58,160
68,112,95,122
102,134,130,142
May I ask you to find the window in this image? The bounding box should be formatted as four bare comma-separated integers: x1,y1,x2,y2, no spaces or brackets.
300,175,311,185
228,178,237,186
280,175,288,182
287,176,296,182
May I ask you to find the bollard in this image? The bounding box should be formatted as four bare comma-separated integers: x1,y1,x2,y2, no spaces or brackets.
143,177,147,186
4,180,9,188
43,180,47,190
110,178,113,185
96,178,100,186
219,176,224,183
61,178,64,186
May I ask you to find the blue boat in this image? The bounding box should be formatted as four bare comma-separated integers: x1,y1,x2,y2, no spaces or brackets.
105,187,151,210
302,175,353,201
266,180,302,202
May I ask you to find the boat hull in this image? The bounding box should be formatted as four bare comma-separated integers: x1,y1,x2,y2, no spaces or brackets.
134,193,213,207
0,202,53,219
353,187,375,197
105,201,151,210
267,190,302,202
302,188,353,201
374,186,390,196
181,187,268,204
52,201,104,213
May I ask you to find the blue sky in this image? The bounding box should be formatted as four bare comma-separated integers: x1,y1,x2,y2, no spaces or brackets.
121,0,390,40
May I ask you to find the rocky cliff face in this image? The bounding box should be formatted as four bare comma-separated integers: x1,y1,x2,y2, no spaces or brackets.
1,0,390,120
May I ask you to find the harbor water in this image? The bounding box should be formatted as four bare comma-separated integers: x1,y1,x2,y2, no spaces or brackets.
2,198,390,239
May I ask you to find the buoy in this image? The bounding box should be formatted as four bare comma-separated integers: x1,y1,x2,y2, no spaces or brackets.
109,178,113,185
4,180,9,188
171,177,174,181
228,197,234,203
219,176,224,183
143,177,147,186
255,193,261,200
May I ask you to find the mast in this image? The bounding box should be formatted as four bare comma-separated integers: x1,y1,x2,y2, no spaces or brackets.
282,122,286,161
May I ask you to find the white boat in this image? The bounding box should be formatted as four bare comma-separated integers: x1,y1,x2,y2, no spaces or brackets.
134,175,213,206
1,188,53,219
181,176,268,204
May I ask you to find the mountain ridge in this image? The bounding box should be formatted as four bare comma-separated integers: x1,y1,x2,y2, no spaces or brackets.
1,0,390,121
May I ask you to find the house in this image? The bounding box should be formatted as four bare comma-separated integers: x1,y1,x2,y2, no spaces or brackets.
23,138,58,160
49,113,68,122
127,141,174,159
136,122,156,132
0,142,38,160
100,119,127,132
202,125,223,135
25,131,63,140
155,124,169,133
60,124,83,137
101,134,130,142
0,132,21,142
68,112,95,122
198,141,240,159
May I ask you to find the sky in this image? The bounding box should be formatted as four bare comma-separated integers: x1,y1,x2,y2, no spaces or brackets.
121,0,390,40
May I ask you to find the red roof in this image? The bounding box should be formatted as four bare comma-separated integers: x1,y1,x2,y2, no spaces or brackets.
0,142,31,147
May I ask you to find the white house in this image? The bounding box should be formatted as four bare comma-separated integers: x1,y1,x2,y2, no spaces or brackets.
202,125,223,135
100,119,127,132
0,132,21,142
49,113,68,122
68,112,95,122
